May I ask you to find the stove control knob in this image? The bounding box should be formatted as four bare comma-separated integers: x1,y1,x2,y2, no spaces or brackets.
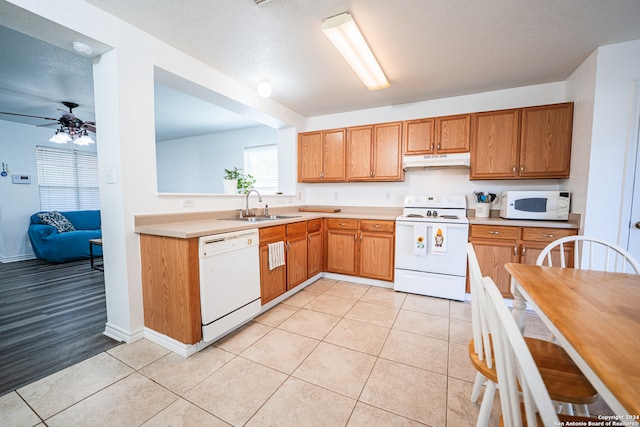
433,210,438,217
426,210,432,216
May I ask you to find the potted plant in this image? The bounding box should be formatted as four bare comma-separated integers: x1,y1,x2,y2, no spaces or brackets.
238,173,256,194
223,167,242,194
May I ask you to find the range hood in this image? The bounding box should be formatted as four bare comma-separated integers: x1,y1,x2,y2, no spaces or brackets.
402,152,471,169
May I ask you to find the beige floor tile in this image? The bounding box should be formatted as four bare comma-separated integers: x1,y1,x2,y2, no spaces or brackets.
324,317,390,355
139,346,234,395
277,308,341,340
142,398,231,426
393,309,450,340
241,328,319,374
184,357,287,426
324,281,370,300
402,293,450,317
447,341,478,383
446,377,501,427
246,377,356,427
253,304,299,327
303,293,357,316
360,286,407,308
304,278,338,294
360,358,447,426
450,300,472,321
215,321,272,354
46,373,177,427
379,329,448,374
107,339,170,370
17,352,134,420
293,342,376,398
345,301,400,328
280,289,318,307
449,317,473,345
347,402,427,426
0,391,41,427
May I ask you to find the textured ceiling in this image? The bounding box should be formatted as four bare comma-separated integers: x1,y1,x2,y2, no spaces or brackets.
1,0,640,139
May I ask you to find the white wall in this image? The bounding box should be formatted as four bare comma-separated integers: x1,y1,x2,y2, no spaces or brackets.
581,40,640,244
302,82,572,209
156,125,277,193
0,119,97,261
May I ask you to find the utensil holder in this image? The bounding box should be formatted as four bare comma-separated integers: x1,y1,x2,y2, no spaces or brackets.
475,203,491,218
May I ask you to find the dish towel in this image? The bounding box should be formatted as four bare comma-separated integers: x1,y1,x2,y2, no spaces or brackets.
413,224,427,256
432,225,447,255
268,241,285,270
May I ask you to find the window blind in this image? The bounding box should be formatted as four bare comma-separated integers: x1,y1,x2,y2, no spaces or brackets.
244,144,278,193
36,146,100,211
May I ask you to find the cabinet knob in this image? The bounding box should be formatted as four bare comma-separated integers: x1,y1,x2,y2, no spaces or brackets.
339,223,347,227
512,166,516,175
635,222,640,230
488,231,500,235
543,234,554,238
520,165,524,173
513,245,518,256
437,144,441,151
430,144,434,151
308,235,311,243
522,246,526,255
374,224,381,228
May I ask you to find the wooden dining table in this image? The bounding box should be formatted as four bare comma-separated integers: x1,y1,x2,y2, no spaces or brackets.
505,263,640,417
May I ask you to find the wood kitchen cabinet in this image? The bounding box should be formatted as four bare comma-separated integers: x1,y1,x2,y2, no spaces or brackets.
359,220,395,281
139,234,202,344
298,129,346,182
325,218,359,275
307,219,323,278
346,122,403,181
404,115,470,155
325,218,395,281
259,225,287,305
470,102,573,179
468,224,577,297
286,221,308,290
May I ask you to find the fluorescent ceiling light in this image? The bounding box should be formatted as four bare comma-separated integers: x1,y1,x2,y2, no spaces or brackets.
322,12,389,90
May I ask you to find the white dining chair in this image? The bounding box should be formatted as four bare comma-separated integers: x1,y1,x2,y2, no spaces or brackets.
536,235,640,273
482,276,601,426
466,243,597,426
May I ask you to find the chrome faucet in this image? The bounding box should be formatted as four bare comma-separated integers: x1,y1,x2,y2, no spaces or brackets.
245,189,262,216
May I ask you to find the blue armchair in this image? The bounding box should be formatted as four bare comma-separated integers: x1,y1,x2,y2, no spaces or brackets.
28,210,102,263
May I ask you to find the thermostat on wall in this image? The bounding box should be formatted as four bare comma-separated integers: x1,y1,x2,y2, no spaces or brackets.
12,174,31,184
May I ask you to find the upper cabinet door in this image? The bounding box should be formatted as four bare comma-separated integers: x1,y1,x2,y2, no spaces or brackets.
435,114,471,153
347,125,374,180
298,131,323,182
373,122,403,180
470,109,521,179
404,118,435,155
322,129,347,181
519,103,573,178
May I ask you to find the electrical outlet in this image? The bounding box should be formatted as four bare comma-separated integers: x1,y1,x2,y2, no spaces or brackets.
183,199,195,208
385,192,390,199
333,192,338,200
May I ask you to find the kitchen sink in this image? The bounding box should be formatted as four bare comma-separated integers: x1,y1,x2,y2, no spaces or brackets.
218,215,300,222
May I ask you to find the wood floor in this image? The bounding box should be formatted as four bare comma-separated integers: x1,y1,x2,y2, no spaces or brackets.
0,258,119,396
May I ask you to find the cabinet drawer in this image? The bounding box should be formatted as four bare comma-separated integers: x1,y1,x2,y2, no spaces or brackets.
259,225,286,244
326,218,359,230
521,227,577,243
360,219,395,233
307,219,322,233
470,225,520,240
287,221,307,237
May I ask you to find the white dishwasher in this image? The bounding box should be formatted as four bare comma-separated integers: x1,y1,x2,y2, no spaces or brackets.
199,229,261,342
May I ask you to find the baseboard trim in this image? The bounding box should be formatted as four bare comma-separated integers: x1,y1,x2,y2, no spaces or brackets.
0,253,37,263
103,322,143,344
143,328,199,358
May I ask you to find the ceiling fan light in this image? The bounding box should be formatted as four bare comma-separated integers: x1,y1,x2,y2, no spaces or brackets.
50,130,71,144
322,12,389,90
74,133,95,146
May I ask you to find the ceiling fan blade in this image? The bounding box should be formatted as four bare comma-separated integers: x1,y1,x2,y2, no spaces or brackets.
83,122,97,133
36,122,60,128
0,111,58,121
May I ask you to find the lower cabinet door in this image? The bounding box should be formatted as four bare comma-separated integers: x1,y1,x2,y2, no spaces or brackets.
359,231,394,281
259,244,286,305
326,230,358,275
286,235,308,290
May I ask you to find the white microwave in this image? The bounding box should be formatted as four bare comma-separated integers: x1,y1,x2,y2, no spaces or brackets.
500,191,570,220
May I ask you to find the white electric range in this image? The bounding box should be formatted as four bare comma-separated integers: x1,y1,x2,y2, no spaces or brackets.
394,194,469,301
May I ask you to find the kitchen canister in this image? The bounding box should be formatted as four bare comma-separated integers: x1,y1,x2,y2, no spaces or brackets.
475,203,491,218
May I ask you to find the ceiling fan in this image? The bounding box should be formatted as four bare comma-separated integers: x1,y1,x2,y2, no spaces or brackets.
0,101,96,145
